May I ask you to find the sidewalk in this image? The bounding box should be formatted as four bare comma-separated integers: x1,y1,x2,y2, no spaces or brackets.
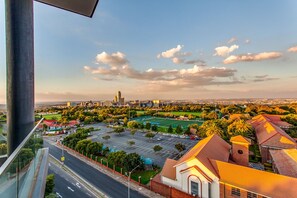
55,142,164,198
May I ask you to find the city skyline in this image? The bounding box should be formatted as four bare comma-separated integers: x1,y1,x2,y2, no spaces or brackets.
1,0,297,103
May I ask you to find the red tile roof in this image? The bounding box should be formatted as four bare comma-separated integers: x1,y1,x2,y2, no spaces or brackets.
161,158,177,180
270,149,297,178
230,135,251,145
175,134,231,177
250,115,296,148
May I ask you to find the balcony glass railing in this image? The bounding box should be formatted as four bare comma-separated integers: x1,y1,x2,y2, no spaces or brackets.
0,118,49,198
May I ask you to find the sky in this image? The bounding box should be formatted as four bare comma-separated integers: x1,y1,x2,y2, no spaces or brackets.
1,0,297,103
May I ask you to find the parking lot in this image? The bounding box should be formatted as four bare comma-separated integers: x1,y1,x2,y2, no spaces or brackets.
87,123,198,166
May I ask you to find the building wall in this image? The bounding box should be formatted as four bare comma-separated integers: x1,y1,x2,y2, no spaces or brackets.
219,183,267,198
231,143,249,166
163,159,220,198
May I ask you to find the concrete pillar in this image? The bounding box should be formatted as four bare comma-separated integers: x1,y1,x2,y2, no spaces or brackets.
5,0,35,155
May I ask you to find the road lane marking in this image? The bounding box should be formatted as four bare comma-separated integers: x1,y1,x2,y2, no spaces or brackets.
67,186,75,192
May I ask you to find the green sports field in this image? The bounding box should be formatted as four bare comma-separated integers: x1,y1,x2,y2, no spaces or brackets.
136,111,201,117
157,111,201,116
134,116,203,129
40,113,62,120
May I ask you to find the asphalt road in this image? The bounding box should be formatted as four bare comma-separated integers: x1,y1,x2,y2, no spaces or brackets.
44,140,147,198
48,161,95,198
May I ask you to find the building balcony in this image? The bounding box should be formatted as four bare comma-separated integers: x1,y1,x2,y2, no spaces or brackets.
0,119,49,197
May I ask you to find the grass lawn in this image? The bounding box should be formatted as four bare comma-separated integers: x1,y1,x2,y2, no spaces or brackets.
136,111,201,117
157,111,201,117
134,116,203,129
131,170,160,185
40,113,62,120
136,111,146,116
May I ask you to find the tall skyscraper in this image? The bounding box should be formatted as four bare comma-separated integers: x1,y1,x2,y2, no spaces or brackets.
114,91,124,105
117,91,121,102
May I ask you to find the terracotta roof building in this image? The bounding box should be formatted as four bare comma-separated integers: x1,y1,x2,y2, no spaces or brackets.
270,149,297,178
250,114,296,162
160,134,297,198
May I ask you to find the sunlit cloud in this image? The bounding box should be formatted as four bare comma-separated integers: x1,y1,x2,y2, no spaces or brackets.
172,57,185,64
157,45,194,64
288,46,297,53
157,45,183,59
84,52,240,91
214,45,239,57
227,37,237,44
223,52,282,64
96,51,128,67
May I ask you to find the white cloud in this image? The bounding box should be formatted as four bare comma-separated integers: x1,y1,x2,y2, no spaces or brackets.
157,45,183,59
96,51,128,67
245,39,251,44
227,37,237,44
172,57,185,64
288,46,297,53
84,51,240,91
157,45,195,64
223,52,282,64
214,45,239,57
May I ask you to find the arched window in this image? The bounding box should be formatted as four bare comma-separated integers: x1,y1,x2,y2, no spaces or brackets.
188,175,202,197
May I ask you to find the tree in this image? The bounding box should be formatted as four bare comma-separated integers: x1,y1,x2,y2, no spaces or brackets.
123,153,144,172
102,147,110,156
114,126,125,135
139,123,145,130
145,122,151,130
123,117,128,126
127,120,139,129
175,125,183,134
167,125,173,133
127,140,135,147
199,120,225,138
108,150,127,167
153,145,163,153
102,135,111,142
207,111,218,120
75,139,92,153
227,119,252,137
130,129,137,137
0,143,7,155
45,174,55,197
19,148,34,164
86,142,103,155
145,132,155,141
151,125,158,132
42,123,48,131
175,143,186,153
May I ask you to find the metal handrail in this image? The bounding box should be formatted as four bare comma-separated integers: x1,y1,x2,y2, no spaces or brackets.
0,118,44,175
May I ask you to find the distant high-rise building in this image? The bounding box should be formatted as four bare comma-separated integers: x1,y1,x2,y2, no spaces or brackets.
117,91,121,100
114,91,124,105
114,96,118,103
67,101,73,107
153,100,160,107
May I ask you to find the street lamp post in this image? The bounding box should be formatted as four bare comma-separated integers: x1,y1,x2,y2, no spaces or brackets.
128,164,140,198
60,137,65,166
